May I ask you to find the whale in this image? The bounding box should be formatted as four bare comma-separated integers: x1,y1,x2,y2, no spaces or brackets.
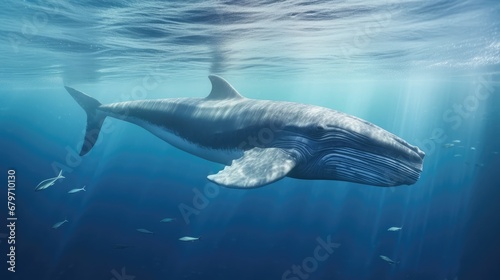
65,75,424,188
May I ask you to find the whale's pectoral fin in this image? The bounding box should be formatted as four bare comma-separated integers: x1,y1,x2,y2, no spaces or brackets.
207,148,296,188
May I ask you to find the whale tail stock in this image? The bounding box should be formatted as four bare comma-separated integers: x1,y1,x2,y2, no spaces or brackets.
64,86,105,156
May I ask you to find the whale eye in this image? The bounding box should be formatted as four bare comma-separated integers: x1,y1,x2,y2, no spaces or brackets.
316,125,325,131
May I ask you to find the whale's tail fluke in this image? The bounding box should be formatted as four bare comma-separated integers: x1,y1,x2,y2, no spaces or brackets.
65,86,105,156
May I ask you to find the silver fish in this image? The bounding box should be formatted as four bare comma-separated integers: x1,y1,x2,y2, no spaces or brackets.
179,236,199,242
68,186,86,194
380,255,399,265
136,228,153,234
35,170,65,191
160,218,175,223
52,219,68,229
387,227,402,232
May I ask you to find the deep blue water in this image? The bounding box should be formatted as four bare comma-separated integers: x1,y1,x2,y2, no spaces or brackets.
1,0,500,280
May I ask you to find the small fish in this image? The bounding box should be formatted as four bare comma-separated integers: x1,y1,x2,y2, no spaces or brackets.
443,143,455,148
493,151,498,155
470,147,476,150
160,218,175,223
452,140,461,143
453,154,463,157
35,170,65,191
68,186,86,194
380,255,399,265
179,236,200,242
52,219,68,229
387,227,402,232
136,228,153,234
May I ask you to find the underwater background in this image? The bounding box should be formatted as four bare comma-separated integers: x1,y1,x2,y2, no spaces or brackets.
1,0,499,279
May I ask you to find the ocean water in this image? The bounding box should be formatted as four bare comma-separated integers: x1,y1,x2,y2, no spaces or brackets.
1,0,500,279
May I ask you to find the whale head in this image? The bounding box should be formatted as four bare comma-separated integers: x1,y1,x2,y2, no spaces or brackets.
285,110,425,187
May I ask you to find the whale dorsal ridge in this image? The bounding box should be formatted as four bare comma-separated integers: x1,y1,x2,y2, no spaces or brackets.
206,75,244,100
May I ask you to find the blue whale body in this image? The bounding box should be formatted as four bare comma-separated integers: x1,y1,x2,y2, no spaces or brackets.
65,75,424,188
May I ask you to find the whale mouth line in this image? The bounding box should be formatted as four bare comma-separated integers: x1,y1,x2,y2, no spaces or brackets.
393,137,426,161
321,147,423,186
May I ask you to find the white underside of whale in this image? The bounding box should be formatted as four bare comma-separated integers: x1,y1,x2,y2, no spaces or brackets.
130,117,244,165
